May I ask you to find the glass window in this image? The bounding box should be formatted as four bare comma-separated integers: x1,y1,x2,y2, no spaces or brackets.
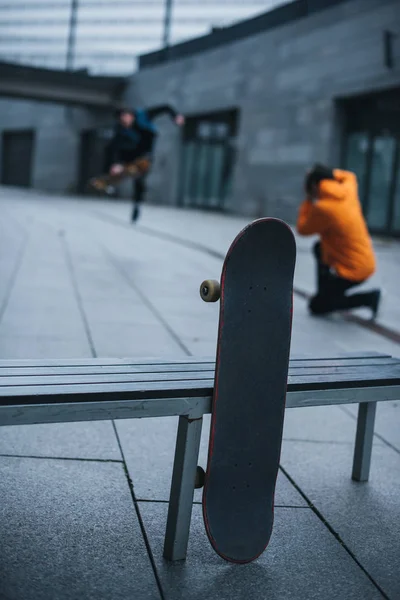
367,135,396,230
214,123,229,139
193,143,209,205
344,132,369,206
207,144,225,207
179,112,238,209
181,142,196,206
197,122,213,140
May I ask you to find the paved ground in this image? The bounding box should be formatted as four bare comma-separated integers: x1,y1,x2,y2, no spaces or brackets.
0,187,399,600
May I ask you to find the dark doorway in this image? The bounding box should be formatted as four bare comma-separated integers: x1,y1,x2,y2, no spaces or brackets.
342,87,400,236
1,130,35,187
77,128,111,193
178,109,239,210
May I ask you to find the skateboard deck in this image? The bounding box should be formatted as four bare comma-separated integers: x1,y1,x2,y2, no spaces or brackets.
200,218,296,563
88,157,150,192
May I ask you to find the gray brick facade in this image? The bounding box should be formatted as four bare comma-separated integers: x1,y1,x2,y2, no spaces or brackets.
0,99,111,193
124,0,400,222
0,0,399,222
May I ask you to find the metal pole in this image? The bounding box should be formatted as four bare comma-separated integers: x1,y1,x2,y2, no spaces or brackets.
163,0,173,48
352,402,377,482
66,0,79,70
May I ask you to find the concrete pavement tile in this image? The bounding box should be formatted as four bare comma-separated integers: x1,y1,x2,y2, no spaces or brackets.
78,288,145,303
116,415,307,506
1,294,78,312
83,301,155,323
0,421,121,460
93,326,185,357
281,441,400,599
372,400,400,452
88,313,165,334
163,315,218,338
341,401,400,453
140,503,382,600
0,335,91,358
0,457,161,600
291,296,400,358
183,340,218,356
0,311,87,337
282,404,385,444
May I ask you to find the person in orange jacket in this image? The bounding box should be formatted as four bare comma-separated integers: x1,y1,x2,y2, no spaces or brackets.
297,164,381,317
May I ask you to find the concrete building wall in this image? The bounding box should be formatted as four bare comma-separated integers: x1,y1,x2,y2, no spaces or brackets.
125,0,400,222
0,98,111,193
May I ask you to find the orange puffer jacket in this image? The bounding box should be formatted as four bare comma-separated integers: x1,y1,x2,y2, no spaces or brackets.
296,169,376,282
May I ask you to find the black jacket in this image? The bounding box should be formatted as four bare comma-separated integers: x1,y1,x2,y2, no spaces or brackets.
109,104,179,163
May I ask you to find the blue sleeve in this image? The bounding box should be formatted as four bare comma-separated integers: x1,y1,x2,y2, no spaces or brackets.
135,109,157,134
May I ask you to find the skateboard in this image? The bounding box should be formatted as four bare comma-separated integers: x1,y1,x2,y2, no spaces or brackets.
197,218,296,563
88,157,150,193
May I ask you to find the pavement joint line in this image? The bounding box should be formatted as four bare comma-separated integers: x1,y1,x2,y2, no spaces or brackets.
279,464,391,600
1,206,30,237
0,453,124,464
342,313,400,345
294,287,400,345
59,232,98,359
89,208,400,346
89,208,226,261
338,405,400,456
0,233,30,326
112,421,166,600
100,242,192,357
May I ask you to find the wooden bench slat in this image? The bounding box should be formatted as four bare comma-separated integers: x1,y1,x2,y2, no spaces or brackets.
0,372,213,386
0,363,215,377
1,386,400,429
0,351,392,369
0,357,398,378
1,362,400,387
1,369,400,406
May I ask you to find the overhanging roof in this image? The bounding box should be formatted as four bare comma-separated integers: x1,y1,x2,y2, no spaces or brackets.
0,61,127,108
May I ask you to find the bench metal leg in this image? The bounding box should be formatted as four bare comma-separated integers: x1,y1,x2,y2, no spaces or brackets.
163,415,203,561
352,402,377,482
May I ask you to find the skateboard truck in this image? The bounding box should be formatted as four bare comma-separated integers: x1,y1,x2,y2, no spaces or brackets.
195,466,205,489
200,279,221,302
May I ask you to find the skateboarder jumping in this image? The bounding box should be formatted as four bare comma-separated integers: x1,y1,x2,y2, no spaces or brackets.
103,104,185,222
297,164,381,317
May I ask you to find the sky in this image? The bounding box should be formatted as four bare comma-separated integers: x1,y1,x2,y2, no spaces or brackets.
0,0,287,74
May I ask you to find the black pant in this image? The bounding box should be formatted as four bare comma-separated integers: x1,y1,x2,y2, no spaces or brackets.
133,176,146,204
106,149,149,220
309,242,376,315
131,176,146,221
116,151,149,215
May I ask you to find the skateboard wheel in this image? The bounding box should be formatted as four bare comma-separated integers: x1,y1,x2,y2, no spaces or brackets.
195,466,206,489
200,280,220,302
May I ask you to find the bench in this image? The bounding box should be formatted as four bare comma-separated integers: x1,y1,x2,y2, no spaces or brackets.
1,352,399,561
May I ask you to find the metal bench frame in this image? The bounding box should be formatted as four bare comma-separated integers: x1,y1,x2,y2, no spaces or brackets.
1,355,399,562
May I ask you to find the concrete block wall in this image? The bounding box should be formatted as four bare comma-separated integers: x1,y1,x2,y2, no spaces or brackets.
0,98,111,193
124,0,400,221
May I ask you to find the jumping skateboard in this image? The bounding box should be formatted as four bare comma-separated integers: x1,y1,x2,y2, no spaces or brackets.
197,218,296,563
88,157,150,193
